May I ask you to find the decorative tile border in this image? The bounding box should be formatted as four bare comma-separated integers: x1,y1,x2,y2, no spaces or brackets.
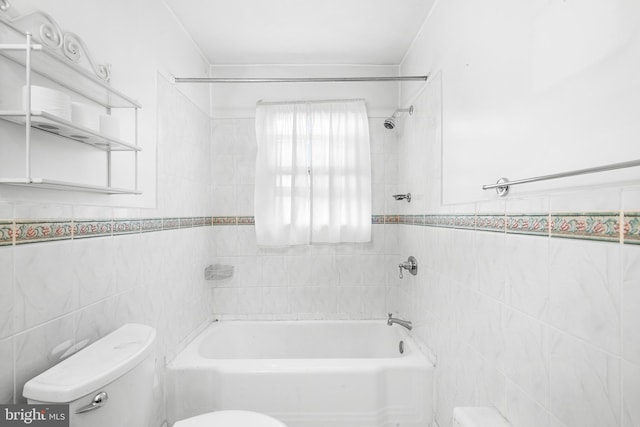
550,213,620,242
14,221,73,244
141,218,162,233
213,217,237,225
372,215,385,225
162,218,180,230
385,215,399,224
237,216,255,225
476,215,506,232
193,217,212,227
113,219,141,235
179,218,194,228
0,221,13,246
74,220,112,239
624,213,640,244
0,213,637,246
506,214,549,236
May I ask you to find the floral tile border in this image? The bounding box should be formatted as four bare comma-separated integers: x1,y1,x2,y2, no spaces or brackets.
213,217,237,225
162,218,180,230
74,220,112,239
14,221,73,244
372,215,385,225
193,217,212,227
385,215,399,224
506,214,549,236
0,221,13,246
476,215,506,232
624,213,640,244
113,219,141,235
1,213,638,245
141,218,162,233
550,213,620,242
179,218,194,228
237,216,255,225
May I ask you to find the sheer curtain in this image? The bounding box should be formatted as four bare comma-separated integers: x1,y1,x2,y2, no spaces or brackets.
254,99,371,246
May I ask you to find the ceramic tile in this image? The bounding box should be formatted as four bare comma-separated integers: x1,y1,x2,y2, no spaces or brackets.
506,234,550,319
548,238,621,354
623,361,640,427
261,287,288,314
112,219,141,235
504,382,550,427
624,212,640,245
501,308,550,406
550,188,621,212
14,241,78,332
0,248,13,340
14,221,73,244
550,213,620,242
549,330,621,427
506,214,549,236
141,218,163,233
15,204,73,219
475,231,507,300
623,244,640,364
0,337,13,404
0,221,13,246
74,238,116,307
73,220,112,239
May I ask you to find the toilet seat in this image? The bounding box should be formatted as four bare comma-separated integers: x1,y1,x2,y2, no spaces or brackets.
173,410,287,427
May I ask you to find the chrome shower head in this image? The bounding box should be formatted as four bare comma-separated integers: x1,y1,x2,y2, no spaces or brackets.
383,105,413,130
384,117,396,129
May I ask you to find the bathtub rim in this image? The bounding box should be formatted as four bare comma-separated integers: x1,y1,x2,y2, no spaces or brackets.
168,319,435,369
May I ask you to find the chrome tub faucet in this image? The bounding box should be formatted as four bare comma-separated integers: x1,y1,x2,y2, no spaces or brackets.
387,313,413,331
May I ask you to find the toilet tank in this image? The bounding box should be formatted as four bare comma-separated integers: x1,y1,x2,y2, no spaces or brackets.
453,407,511,427
23,324,157,427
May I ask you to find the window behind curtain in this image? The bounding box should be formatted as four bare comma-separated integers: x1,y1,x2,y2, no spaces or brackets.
254,99,371,246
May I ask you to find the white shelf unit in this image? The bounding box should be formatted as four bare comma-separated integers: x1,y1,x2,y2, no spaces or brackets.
0,20,142,195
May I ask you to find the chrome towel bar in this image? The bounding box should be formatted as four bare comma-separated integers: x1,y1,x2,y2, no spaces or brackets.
483,158,640,197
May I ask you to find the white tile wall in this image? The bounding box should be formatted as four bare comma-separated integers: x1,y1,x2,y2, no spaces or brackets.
209,117,400,320
396,72,639,427
0,78,215,427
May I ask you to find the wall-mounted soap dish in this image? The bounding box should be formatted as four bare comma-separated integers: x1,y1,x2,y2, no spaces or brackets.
204,264,234,280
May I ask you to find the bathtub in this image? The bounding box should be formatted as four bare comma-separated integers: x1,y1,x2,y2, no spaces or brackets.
167,320,434,427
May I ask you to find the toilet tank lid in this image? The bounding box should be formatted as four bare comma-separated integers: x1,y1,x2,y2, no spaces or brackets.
23,324,156,403
453,407,511,427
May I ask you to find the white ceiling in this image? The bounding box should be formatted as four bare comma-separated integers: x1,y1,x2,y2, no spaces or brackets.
163,0,435,65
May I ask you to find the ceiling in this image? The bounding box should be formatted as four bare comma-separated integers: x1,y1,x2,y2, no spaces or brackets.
163,0,435,65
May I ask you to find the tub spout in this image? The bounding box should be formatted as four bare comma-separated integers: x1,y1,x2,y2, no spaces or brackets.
387,313,413,331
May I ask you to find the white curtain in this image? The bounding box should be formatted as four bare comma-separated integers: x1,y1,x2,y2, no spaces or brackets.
254,99,371,246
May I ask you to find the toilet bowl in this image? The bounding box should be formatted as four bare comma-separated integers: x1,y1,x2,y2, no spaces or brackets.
23,324,287,427
173,410,286,427
453,407,511,427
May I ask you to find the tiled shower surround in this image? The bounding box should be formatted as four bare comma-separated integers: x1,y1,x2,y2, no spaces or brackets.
394,73,640,427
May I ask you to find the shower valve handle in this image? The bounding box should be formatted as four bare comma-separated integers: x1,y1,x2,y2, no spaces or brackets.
398,256,418,279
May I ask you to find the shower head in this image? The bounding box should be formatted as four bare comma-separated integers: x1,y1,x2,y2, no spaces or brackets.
384,117,397,130
383,105,413,130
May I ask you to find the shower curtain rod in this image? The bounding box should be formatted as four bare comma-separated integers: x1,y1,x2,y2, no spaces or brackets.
172,75,428,84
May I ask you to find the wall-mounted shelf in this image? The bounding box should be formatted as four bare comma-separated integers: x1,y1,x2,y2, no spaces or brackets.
0,21,140,108
0,110,142,151
0,11,142,195
0,178,142,194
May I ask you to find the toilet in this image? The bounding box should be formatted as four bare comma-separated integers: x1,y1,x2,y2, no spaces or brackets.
23,324,286,427
453,406,511,427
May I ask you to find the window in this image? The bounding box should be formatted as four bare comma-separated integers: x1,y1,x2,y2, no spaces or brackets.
254,99,371,246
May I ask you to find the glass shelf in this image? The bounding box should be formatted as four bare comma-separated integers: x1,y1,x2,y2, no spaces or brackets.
0,178,141,194
0,110,141,151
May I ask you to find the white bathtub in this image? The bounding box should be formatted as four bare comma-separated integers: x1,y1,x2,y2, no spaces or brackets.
167,320,434,427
